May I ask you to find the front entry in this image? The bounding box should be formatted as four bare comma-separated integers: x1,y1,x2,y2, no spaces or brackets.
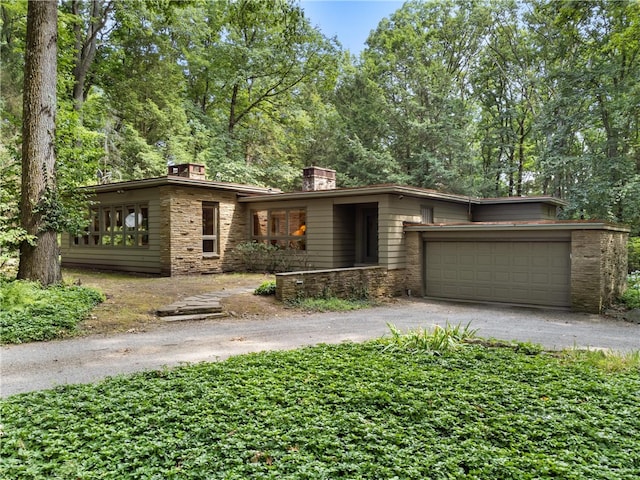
359,207,378,264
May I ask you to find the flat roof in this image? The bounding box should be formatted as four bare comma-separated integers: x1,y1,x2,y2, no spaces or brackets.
403,220,630,232
82,177,566,207
239,184,566,206
80,176,281,196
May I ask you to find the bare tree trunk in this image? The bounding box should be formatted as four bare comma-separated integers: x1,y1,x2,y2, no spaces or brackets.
18,0,61,285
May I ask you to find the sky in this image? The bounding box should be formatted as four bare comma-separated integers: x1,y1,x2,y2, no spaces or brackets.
299,0,404,54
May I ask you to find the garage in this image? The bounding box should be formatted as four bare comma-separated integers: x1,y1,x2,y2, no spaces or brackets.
424,240,571,308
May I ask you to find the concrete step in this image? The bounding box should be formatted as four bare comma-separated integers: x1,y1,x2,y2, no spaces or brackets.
161,312,228,322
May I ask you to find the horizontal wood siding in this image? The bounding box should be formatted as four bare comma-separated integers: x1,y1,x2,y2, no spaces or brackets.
61,189,162,274
473,203,555,222
380,196,470,270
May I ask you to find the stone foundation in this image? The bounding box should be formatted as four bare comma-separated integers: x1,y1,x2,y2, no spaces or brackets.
276,266,405,302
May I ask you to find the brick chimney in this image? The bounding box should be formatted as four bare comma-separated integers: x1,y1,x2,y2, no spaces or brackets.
168,163,206,180
302,166,336,191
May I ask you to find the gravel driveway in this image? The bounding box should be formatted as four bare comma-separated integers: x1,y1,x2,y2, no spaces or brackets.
2,298,639,397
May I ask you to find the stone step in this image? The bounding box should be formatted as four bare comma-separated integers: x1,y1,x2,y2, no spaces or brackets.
161,312,228,322
156,304,223,317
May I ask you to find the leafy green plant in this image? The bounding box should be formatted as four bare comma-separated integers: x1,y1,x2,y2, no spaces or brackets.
235,241,310,273
2,342,639,479
287,296,373,312
628,237,640,273
0,281,105,344
620,271,640,309
254,280,276,296
383,322,478,354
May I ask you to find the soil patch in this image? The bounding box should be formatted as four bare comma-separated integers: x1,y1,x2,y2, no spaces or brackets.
63,269,285,336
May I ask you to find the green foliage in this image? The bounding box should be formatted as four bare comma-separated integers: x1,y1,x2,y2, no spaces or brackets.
620,271,640,310
235,241,309,273
628,237,640,273
287,296,372,312
0,280,104,344
2,342,639,478
563,348,640,374
382,322,478,354
254,280,276,296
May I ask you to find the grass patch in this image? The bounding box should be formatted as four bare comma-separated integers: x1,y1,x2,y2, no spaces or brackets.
0,280,104,344
287,296,373,312
2,342,638,479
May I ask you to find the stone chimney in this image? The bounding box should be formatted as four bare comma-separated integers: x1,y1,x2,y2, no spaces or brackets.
302,166,336,191
168,163,206,180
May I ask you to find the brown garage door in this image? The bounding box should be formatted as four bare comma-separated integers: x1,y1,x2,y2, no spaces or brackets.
425,241,571,307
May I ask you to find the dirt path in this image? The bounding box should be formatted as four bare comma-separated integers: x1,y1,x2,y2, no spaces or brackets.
2,298,639,397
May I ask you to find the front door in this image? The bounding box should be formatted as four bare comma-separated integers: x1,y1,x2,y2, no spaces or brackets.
361,207,378,264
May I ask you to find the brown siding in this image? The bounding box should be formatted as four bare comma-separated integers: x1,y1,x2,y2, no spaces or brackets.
473,203,557,222
61,188,162,274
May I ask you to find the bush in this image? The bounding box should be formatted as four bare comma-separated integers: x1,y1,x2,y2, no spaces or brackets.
0,280,104,344
254,280,276,296
628,237,640,273
620,271,640,309
235,241,310,273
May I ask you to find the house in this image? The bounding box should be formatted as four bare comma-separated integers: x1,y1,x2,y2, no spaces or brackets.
61,164,629,313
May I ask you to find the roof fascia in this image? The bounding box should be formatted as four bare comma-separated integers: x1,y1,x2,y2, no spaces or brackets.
79,176,280,196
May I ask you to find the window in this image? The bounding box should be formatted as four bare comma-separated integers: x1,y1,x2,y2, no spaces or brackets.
202,202,219,256
251,208,306,250
73,204,149,248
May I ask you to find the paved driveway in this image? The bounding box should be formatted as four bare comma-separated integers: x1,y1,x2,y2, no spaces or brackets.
2,298,639,397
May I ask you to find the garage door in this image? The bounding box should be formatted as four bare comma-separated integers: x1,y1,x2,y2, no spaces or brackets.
425,241,571,307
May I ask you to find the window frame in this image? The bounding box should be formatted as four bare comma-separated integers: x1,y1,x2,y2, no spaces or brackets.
251,208,306,250
202,202,219,257
73,204,149,248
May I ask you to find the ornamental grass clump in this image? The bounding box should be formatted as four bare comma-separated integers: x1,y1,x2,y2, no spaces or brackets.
383,322,478,354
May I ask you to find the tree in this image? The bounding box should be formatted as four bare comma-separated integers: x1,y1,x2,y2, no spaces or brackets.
17,0,61,285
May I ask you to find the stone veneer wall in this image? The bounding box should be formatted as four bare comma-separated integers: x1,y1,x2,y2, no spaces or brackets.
276,266,405,302
571,229,629,313
404,231,423,296
159,186,249,275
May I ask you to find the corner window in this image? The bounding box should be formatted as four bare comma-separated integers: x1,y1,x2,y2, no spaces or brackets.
73,204,149,248
202,202,219,256
251,208,306,250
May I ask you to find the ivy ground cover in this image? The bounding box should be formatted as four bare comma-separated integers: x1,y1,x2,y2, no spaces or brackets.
1,343,638,479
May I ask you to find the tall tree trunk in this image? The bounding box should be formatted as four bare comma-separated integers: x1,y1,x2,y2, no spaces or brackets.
71,0,113,111
18,0,62,285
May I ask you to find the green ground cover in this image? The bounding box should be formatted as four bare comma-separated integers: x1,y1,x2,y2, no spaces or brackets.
0,280,104,344
2,339,638,479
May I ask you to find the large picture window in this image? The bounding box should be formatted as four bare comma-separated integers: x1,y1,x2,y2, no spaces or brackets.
251,208,306,250
202,202,219,256
73,204,149,247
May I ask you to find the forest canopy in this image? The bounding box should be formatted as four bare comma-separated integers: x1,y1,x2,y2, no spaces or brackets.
2,0,639,243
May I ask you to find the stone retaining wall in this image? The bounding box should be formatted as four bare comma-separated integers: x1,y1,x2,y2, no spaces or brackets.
276,266,405,302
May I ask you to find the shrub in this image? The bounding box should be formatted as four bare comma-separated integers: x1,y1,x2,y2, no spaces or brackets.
235,241,310,273
254,280,276,296
0,281,104,344
620,271,640,309
628,237,640,273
